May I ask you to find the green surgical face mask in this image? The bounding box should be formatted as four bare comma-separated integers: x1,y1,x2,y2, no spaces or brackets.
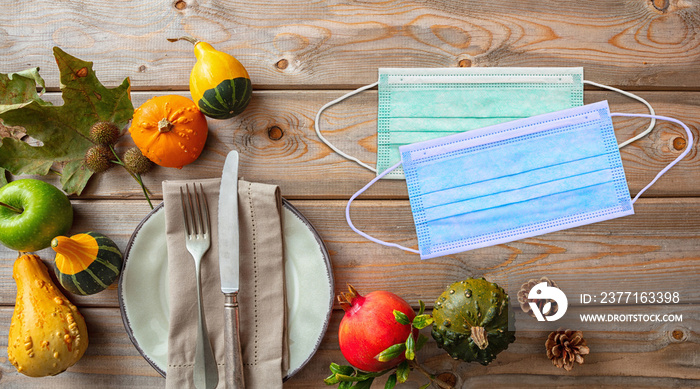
315,67,655,178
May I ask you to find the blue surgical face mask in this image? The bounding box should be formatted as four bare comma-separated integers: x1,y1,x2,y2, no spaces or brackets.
345,101,693,259
315,68,656,178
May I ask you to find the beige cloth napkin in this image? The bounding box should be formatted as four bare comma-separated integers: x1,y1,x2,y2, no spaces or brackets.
163,178,288,389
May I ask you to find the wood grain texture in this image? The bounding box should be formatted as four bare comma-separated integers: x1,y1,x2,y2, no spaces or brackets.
2,0,699,387
0,1,699,89
0,307,698,388
0,307,165,388
28,89,700,200
0,198,698,307
296,198,700,306
0,200,155,307
305,309,700,386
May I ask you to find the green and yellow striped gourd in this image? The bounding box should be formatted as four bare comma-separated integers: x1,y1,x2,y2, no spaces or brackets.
51,232,123,295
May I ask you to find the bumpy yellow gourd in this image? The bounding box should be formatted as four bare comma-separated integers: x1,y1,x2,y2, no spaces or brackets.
7,254,89,377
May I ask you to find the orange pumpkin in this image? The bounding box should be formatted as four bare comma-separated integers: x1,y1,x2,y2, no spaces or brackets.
129,95,208,168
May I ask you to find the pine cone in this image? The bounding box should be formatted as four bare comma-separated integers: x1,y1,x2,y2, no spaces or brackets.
545,329,590,371
517,276,559,318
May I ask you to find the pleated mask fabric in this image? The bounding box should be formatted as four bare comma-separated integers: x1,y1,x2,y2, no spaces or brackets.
314,67,656,178
400,101,631,259
345,101,693,259
376,67,584,178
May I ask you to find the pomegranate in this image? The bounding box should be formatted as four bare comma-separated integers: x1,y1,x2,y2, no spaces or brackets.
337,285,417,372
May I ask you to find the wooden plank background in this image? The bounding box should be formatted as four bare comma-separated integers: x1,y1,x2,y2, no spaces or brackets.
1,0,699,387
2,0,699,89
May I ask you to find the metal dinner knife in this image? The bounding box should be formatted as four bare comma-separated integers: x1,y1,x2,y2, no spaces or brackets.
218,150,245,388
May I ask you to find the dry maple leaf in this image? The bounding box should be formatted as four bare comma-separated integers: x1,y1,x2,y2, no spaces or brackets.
0,48,132,195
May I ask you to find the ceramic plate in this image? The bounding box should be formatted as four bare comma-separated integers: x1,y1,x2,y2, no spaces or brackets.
118,200,334,380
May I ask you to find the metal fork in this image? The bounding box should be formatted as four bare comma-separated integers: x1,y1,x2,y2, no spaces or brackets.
180,183,219,389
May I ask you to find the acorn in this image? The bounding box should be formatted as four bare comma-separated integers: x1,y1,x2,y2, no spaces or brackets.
84,145,114,173
123,147,154,174
89,121,120,145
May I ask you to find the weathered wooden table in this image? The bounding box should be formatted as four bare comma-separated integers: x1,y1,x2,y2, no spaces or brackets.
1,0,699,387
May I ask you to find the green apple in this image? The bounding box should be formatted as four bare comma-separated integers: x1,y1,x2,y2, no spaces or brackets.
0,179,73,252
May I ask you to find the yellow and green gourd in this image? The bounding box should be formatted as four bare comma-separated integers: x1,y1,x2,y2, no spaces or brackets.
431,278,516,365
51,232,123,295
173,36,252,119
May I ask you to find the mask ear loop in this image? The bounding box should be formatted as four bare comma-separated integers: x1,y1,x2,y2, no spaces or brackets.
320,80,655,169
583,80,656,148
314,81,379,173
345,160,420,254
348,113,692,253
610,113,694,204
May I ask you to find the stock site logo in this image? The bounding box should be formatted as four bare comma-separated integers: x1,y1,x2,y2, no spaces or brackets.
528,282,568,322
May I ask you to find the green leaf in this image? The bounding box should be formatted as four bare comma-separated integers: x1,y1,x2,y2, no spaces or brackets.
405,335,416,360
396,361,410,384
325,373,357,384
339,381,352,389
384,373,397,389
415,334,429,352
412,314,434,330
324,375,340,385
0,47,133,195
336,374,362,383
330,363,356,377
419,383,432,389
353,378,375,389
375,343,406,362
394,310,410,325
356,370,386,380
0,67,49,115
419,300,425,315
0,168,6,187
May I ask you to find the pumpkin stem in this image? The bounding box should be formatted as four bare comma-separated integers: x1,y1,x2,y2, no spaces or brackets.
51,236,73,253
158,118,173,133
470,326,489,350
0,201,23,214
51,235,98,257
167,36,199,45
